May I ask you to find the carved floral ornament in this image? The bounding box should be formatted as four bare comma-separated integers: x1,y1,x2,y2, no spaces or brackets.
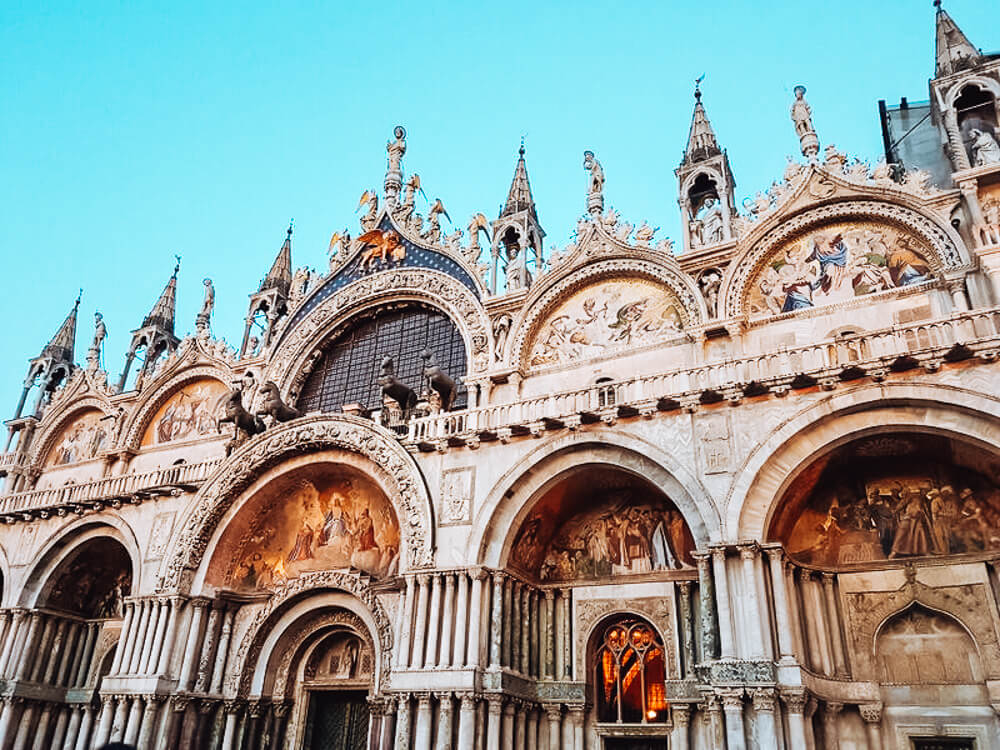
159,414,434,592
264,268,493,401
722,200,964,319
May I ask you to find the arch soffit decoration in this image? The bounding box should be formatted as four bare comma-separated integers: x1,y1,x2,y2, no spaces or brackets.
728,381,1000,542
469,428,720,568
160,414,434,593
265,268,493,401
229,577,392,698
29,396,114,471
120,364,233,453
17,516,142,608
508,257,706,373
720,192,967,319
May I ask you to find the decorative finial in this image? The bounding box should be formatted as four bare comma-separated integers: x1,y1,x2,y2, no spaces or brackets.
934,0,941,9
75,288,83,308
287,219,294,239
519,134,526,158
694,73,705,100
173,255,181,277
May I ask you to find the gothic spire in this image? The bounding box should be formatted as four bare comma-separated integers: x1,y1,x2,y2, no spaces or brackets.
260,222,293,296
934,1,980,77
41,291,81,364
683,81,721,165
501,139,539,222
142,257,180,334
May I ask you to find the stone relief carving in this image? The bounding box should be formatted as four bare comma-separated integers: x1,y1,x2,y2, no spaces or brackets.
697,412,731,475
439,466,474,526
147,512,175,560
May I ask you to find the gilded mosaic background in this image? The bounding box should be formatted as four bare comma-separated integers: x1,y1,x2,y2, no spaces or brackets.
141,378,228,446
45,409,110,466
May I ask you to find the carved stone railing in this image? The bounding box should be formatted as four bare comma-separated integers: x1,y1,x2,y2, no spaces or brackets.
0,458,222,520
408,307,1000,448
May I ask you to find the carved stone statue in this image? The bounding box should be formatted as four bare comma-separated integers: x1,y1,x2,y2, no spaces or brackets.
970,128,1000,167
217,384,265,456
791,85,819,158
698,197,725,245
86,312,107,370
493,314,512,361
506,245,531,292
196,278,214,335
386,126,406,175
699,269,723,317
583,150,605,215
633,222,655,246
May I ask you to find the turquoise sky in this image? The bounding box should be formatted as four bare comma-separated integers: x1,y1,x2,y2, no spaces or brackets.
0,1,993,407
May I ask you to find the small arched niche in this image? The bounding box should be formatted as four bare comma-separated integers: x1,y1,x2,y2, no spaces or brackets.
508,466,695,583
205,464,401,592
768,433,1000,568
876,605,983,686
40,537,132,618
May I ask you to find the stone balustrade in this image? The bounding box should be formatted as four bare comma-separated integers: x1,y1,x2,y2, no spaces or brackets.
409,306,1000,447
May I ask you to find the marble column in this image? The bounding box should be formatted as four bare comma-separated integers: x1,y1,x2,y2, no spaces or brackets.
486,696,503,750
379,697,397,750
178,600,209,691
42,619,69,685
126,600,151,674
800,571,829,674
211,607,237,694
781,690,809,750
489,573,505,670
711,549,736,659
412,575,431,669
530,592,540,678
132,601,158,674
944,108,972,170
567,705,584,750
466,569,484,668
62,705,83,750
11,701,39,750
719,690,745,750
73,704,95,750
860,702,884,750
521,587,532,675
0,612,11,676
526,706,538,750
55,622,81,686
678,581,696,677
110,604,134,674
396,576,416,669
75,622,99,687
395,694,412,750
110,695,130,742
439,574,456,668
822,701,843,750
35,703,55,747
137,696,164,750
514,701,526,750
671,703,691,750
764,548,795,661
559,588,572,679
17,613,45,680
502,577,513,668
435,693,454,750
0,611,24,677
739,545,766,659
821,574,848,677
501,700,515,750
452,572,469,667
457,693,477,750
123,696,143,745
751,690,778,750
0,698,21,750
510,581,522,672
553,591,565,680
413,693,434,750
544,705,561,750
94,695,115,747
219,701,241,750
541,590,554,680
425,575,443,669
139,599,166,674
195,605,222,693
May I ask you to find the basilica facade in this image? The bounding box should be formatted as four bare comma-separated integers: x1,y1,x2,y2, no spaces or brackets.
1,7,1000,750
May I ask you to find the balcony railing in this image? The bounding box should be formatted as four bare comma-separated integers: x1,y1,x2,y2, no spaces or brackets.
407,307,1000,446
0,458,222,519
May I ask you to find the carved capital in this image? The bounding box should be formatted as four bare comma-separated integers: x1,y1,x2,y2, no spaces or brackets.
171,695,192,713
780,689,808,714
858,702,883,723
456,692,477,710
751,689,776,712
223,699,243,715
671,703,692,727
824,701,844,718
273,701,291,718
486,695,504,715
544,704,563,721
738,543,759,562
717,688,744,711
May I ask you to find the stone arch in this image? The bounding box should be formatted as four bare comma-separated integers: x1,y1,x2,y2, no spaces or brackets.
226,573,392,698
578,606,677,683
120,365,232,452
729,381,1000,542
508,258,705,373
28,398,113,471
943,75,1000,109
265,269,493,402
159,414,434,593
720,199,967,319
470,428,720,569
874,603,985,684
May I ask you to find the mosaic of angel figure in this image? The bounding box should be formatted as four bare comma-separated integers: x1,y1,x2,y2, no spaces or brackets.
49,412,109,466
752,225,931,316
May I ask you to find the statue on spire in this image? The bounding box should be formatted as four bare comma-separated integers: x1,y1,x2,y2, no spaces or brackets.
86,311,106,372
196,278,215,337
384,125,406,204
791,85,819,159
583,150,605,215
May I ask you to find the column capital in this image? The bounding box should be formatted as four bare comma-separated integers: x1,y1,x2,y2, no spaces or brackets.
763,546,784,563
564,702,586,717
717,688,744,711
859,702,883,723
456,692,477,709
751,689,776,712
502,700,516,717
198,698,219,715
434,692,454,706
710,547,727,563
486,695,504,715
779,689,808,714
469,566,487,582
678,580,692,595
416,573,431,586
223,699,243,714
273,701,291,718
738,543,759,561
821,571,837,585
171,695,192,713
543,588,555,601
824,700,844,716
190,597,212,610
671,703,692,727
544,703,563,721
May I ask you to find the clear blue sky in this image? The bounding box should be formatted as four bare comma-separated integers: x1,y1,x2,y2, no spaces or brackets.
0,1,994,408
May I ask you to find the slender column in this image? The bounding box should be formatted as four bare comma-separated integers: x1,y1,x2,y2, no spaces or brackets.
144,599,169,674
800,571,829,674
559,704,572,750
178,599,209,690
476,700,487,750
739,545,766,659
413,693,434,750
0,611,10,673
719,689,745,750
219,701,241,750
125,600,150,674
123,696,143,745
519,586,530,675
14,613,43,679
489,572,504,669
12,701,39,750
131,600,156,674
138,599,164,674
439,574,456,668
269,701,290,750
678,581,696,677
412,575,431,669
765,549,795,661
165,697,192,750
486,696,503,750
822,702,843,750
35,704,55,748
711,549,736,658
545,705,561,750
781,691,809,750
0,697,21,749
808,573,834,675
43,619,70,684
542,591,554,679
860,703,884,750
531,592,540,677
0,611,24,677
513,701,526,750
821,574,848,677
452,572,469,667
435,693,454,750
29,614,55,681
944,108,972,170
62,705,83,750
156,598,181,675
466,569,484,668
457,693,477,750
425,575,443,669
56,622,81,686
110,603,134,674
693,552,719,660
502,577,513,668
560,589,571,679
195,605,222,693
110,695,130,742
379,697,397,750
751,690,778,750
137,696,164,750
78,622,100,686
95,697,116,745
553,591,565,680
73,704,95,750
568,705,584,750
395,694,412,750
502,701,515,750
396,576,416,668
671,704,691,750
211,607,237,694
526,707,538,750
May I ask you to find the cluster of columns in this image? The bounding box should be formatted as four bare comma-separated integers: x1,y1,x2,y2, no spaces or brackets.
487,573,572,681
111,595,183,678
167,697,291,750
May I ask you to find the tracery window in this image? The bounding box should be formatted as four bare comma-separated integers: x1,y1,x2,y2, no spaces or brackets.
297,303,467,414
594,617,669,724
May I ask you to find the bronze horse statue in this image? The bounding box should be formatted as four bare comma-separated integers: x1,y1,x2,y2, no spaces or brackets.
421,349,456,411
377,356,418,418
257,381,302,423
217,386,265,455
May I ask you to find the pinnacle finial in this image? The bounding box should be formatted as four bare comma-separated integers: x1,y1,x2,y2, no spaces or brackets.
172,255,181,277
694,73,705,100
75,288,82,308
519,135,525,158
934,0,942,9
287,219,294,239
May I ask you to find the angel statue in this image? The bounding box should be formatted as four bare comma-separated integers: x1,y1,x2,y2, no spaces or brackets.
357,189,378,231
425,198,450,243
583,150,605,215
